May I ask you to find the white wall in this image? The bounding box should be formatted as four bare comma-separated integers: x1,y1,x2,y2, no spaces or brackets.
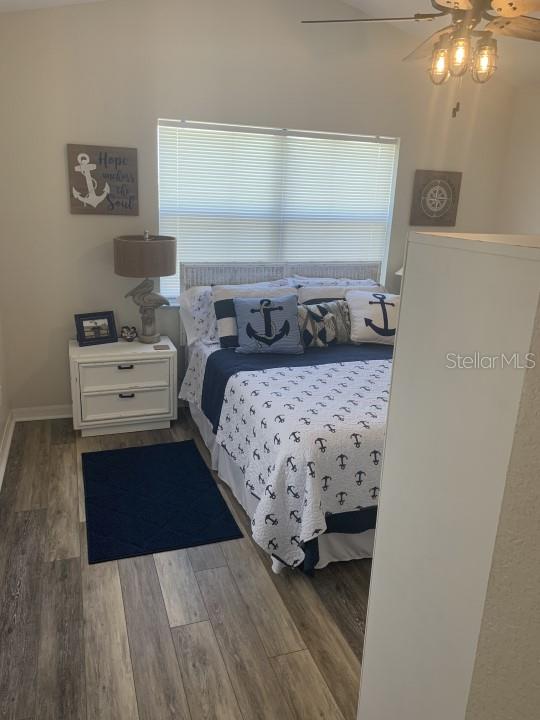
497,83,540,235
465,293,540,720
0,0,515,410
0,311,9,444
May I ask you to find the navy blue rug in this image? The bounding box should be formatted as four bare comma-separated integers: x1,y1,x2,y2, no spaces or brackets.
82,440,242,564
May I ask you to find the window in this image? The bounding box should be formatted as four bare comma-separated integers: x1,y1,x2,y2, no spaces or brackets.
158,120,399,299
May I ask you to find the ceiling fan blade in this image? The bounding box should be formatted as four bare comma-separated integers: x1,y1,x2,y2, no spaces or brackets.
403,25,454,61
301,14,445,24
434,0,473,10
490,0,540,17
487,14,540,39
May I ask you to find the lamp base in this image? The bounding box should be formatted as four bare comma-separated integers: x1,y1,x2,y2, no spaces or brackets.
124,278,170,344
139,304,160,344
138,331,161,344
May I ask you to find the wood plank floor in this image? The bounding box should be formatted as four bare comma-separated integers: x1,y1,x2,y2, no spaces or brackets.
0,417,372,720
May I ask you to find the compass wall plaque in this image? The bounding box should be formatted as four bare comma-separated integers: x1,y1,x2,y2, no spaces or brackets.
409,169,462,227
67,144,139,215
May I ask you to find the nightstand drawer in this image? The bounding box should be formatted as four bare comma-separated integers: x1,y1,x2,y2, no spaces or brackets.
79,358,170,392
81,387,171,423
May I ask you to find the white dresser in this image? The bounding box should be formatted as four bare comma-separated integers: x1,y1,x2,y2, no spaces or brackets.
69,337,177,437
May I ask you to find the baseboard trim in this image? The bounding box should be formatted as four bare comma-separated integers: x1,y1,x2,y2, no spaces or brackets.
12,404,73,421
0,411,15,491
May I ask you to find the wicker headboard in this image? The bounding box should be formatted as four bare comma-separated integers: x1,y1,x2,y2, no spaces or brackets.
180,261,382,290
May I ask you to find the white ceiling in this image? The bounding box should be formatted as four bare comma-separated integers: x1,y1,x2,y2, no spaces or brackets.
343,0,540,85
0,0,102,12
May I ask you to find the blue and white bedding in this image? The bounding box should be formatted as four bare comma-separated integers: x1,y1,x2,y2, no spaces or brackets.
181,342,392,568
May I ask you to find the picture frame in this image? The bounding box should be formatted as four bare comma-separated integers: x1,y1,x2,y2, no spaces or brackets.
409,169,462,227
75,311,118,347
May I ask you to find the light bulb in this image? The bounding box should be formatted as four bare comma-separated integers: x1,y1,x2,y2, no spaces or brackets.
429,40,450,85
472,38,498,84
449,36,470,77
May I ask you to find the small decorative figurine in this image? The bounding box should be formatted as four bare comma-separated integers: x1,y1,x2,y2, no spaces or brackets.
121,325,138,342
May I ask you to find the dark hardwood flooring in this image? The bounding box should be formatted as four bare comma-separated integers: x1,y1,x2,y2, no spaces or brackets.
0,416,371,720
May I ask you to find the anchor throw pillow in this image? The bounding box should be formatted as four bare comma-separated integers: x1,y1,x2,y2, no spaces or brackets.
234,294,304,355
347,290,400,345
213,286,296,349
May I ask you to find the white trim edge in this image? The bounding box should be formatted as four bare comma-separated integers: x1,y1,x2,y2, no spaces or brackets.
12,404,73,421
0,411,15,491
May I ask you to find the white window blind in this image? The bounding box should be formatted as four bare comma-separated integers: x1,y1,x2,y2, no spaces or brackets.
158,120,399,299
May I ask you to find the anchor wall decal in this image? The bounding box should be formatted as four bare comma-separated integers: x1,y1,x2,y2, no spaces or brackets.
364,293,396,337
72,153,110,208
246,299,290,346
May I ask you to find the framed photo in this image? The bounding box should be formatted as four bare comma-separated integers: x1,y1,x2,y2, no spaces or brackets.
67,144,139,216
75,311,118,347
410,169,462,227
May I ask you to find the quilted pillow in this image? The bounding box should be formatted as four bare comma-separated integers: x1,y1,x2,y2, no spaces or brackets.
213,286,297,349
298,300,351,348
347,290,400,345
234,294,303,355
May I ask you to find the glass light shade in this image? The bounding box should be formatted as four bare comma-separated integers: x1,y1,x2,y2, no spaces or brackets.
429,42,450,85
449,36,471,77
472,38,498,84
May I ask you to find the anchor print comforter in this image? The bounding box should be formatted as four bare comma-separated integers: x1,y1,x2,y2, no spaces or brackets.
214,357,391,567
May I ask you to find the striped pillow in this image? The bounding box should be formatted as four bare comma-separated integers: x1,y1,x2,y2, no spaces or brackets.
213,286,298,348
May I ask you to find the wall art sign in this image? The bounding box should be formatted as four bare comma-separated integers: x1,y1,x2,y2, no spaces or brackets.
410,169,462,227
67,144,139,215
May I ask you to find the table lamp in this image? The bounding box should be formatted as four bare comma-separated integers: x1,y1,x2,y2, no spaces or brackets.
114,232,176,343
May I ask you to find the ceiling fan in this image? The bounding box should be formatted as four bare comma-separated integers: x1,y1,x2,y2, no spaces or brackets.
302,0,540,84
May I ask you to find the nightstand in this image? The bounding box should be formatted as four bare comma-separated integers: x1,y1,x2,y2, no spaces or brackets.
69,337,177,437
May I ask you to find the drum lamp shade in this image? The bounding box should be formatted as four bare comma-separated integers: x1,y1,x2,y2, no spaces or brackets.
114,235,176,278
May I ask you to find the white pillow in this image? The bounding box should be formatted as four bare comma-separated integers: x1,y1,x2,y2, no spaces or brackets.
290,274,382,289
347,290,400,345
217,278,289,291
298,286,349,304
179,286,219,346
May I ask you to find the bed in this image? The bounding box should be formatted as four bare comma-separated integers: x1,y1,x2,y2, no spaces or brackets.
179,262,393,573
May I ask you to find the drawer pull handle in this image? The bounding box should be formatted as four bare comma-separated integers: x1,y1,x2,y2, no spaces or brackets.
118,364,134,370
118,392,135,399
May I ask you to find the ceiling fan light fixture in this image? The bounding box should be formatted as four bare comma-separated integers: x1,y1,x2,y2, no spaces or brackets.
449,34,471,76
429,38,450,84
471,37,498,83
